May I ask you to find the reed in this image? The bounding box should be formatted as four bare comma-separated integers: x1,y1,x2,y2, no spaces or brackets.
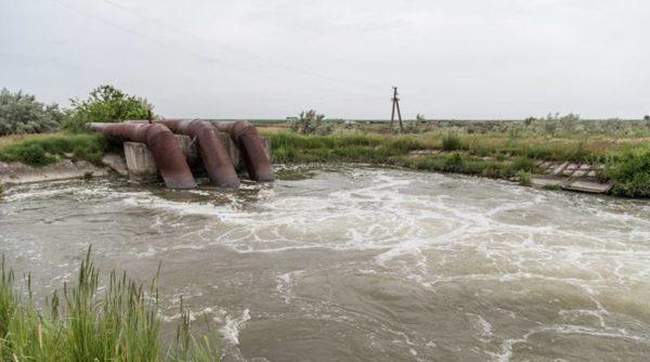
0,248,219,361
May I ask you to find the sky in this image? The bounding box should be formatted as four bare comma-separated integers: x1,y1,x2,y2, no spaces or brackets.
1,0,648,119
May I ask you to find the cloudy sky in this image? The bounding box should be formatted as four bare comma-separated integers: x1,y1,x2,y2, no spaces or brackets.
1,0,648,119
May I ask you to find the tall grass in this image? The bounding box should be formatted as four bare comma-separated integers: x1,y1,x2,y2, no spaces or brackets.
441,133,463,151
606,147,650,197
0,248,219,361
0,134,107,166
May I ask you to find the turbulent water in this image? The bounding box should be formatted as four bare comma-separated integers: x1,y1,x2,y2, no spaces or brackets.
2,166,650,361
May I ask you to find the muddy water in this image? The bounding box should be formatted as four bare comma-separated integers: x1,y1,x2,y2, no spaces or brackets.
2,167,650,361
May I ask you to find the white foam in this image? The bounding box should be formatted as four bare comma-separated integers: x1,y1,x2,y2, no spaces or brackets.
220,309,251,346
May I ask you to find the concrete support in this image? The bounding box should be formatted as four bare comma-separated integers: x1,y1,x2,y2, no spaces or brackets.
124,142,158,183
123,134,271,184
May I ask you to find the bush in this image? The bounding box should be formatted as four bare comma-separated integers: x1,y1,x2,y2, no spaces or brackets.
62,84,153,132
0,88,63,136
289,110,331,135
441,133,463,151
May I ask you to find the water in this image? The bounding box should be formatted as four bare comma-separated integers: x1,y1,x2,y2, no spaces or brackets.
2,166,650,361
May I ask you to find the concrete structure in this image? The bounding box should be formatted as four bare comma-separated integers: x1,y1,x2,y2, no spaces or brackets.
123,141,159,183
122,133,271,184
531,161,613,194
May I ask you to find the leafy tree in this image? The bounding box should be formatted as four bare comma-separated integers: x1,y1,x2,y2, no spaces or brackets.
0,88,63,136
63,84,153,132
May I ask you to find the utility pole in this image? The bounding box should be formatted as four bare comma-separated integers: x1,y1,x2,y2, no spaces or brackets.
390,86,403,132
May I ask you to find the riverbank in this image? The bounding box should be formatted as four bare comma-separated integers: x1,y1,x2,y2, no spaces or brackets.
261,129,650,197
1,125,649,197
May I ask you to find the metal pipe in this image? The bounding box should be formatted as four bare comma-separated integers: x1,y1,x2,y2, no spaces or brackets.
213,121,274,182
89,122,196,189
158,119,240,188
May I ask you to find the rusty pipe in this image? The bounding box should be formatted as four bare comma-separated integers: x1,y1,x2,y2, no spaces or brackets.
89,122,196,189
158,119,240,188
213,121,273,182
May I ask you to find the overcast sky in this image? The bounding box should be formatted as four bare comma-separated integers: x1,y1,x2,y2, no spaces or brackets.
1,0,648,119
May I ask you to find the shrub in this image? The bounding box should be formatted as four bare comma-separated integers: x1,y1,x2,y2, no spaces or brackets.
0,88,63,136
290,110,331,135
63,84,153,132
441,133,463,151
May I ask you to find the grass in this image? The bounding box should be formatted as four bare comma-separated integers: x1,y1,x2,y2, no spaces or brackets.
263,129,650,197
517,170,532,186
2,122,649,197
605,146,650,198
0,248,219,361
0,133,107,166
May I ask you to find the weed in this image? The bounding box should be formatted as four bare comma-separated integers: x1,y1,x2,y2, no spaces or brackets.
441,133,463,151
517,171,532,186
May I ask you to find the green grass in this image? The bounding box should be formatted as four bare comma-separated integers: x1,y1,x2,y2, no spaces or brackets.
263,130,650,198
517,170,532,186
441,133,463,151
267,132,423,164
0,248,219,361
0,133,107,166
605,146,650,197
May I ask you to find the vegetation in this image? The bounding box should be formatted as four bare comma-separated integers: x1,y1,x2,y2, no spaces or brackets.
441,133,463,151
0,133,107,166
0,248,219,361
62,85,153,133
517,170,532,186
262,122,650,197
605,147,650,197
289,110,331,135
0,88,63,136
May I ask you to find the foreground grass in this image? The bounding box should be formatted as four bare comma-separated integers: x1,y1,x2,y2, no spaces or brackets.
0,133,107,166
0,249,219,361
263,130,650,198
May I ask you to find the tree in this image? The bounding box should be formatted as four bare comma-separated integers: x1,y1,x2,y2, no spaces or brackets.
62,84,153,132
0,88,63,136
